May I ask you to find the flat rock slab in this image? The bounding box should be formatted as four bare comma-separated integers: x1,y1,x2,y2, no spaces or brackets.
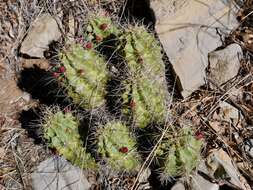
206,149,251,190
207,43,242,88
150,0,239,97
20,14,61,58
31,156,91,190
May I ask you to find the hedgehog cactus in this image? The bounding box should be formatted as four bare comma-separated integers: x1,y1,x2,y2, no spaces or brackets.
121,26,168,128
97,122,141,172
156,127,202,177
58,43,108,109
43,109,97,169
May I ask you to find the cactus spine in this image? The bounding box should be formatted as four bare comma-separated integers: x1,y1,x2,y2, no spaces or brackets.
97,121,141,173
43,109,97,169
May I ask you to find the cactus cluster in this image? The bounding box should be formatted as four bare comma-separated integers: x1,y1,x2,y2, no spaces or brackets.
97,122,141,172
156,127,202,177
42,14,202,179
43,109,97,169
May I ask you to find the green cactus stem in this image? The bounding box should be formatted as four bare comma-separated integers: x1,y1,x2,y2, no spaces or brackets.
120,26,168,128
121,26,165,77
97,121,141,173
43,109,97,169
156,127,202,177
59,43,108,109
123,74,167,128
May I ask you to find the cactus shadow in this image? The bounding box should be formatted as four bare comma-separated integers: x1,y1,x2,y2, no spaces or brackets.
17,66,71,107
18,107,44,145
135,125,176,190
120,0,155,27
96,34,128,118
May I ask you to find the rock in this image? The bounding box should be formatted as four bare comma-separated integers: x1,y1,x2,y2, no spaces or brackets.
171,161,219,190
20,14,61,58
21,58,50,70
215,101,242,123
150,0,239,97
171,179,186,190
206,149,250,190
211,101,243,132
171,176,219,190
31,157,91,190
207,44,242,88
138,168,151,183
240,139,253,159
172,151,251,190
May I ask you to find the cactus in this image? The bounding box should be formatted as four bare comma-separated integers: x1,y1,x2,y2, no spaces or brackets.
122,75,167,128
85,15,120,43
121,26,165,77
97,121,141,173
120,26,168,128
58,43,108,109
43,109,97,169
156,127,202,177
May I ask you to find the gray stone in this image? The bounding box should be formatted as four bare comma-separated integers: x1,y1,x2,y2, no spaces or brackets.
206,149,250,189
150,0,239,97
20,14,61,58
171,161,219,190
218,101,242,123
31,156,91,190
240,139,253,159
208,43,242,87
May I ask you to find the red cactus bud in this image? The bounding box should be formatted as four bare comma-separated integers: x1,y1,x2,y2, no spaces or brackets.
59,66,66,73
130,100,136,108
53,72,60,77
85,42,93,49
99,23,108,31
195,131,204,140
96,35,102,42
119,147,128,153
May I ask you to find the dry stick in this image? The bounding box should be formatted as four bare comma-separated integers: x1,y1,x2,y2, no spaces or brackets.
11,140,27,190
200,114,253,190
119,0,128,21
206,74,251,119
131,120,177,190
241,10,253,21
